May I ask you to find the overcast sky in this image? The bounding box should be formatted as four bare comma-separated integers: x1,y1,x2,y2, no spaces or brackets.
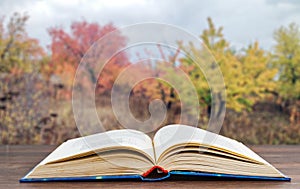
1,0,300,51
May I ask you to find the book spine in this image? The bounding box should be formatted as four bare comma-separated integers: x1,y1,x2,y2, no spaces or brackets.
142,165,168,177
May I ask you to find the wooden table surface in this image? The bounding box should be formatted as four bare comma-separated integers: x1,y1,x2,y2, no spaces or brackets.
0,145,299,189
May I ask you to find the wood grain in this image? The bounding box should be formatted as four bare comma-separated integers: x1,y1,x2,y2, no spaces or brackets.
0,145,299,189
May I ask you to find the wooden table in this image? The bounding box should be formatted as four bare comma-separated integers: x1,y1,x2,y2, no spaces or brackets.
0,145,299,189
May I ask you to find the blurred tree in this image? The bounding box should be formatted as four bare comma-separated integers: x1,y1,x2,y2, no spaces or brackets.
181,17,242,112
181,18,277,112
48,21,129,94
273,23,300,99
0,13,62,144
129,56,183,126
0,12,44,73
238,42,278,108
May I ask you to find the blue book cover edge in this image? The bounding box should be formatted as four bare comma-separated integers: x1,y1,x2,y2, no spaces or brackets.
19,171,291,182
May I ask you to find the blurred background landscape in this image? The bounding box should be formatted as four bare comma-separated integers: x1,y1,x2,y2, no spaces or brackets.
0,0,300,145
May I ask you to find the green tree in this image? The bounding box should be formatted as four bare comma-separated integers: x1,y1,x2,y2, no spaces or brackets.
238,42,278,106
273,23,300,99
181,17,243,111
181,17,277,112
0,12,44,73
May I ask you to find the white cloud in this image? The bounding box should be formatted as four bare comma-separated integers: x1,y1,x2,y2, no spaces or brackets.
0,0,299,50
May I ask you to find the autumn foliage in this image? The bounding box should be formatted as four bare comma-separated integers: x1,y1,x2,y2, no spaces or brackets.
0,13,44,73
0,13,300,144
48,20,129,96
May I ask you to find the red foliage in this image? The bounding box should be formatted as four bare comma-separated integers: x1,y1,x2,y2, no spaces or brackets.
48,21,129,96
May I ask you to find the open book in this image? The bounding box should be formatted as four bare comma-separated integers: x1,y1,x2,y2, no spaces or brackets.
20,124,290,182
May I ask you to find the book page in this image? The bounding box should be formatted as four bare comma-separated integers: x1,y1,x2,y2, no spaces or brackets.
40,129,154,165
153,124,266,163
